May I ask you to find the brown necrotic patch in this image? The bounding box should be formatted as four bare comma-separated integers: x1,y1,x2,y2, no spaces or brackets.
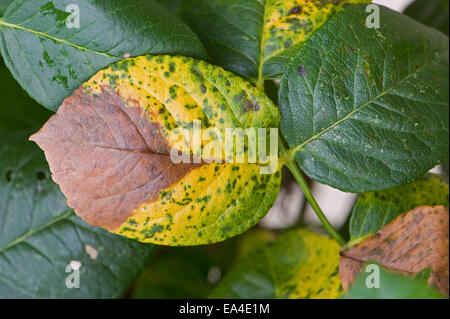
339,206,449,296
30,85,201,230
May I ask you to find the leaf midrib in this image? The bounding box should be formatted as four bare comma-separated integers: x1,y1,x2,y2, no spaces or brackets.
287,49,449,157
0,19,120,60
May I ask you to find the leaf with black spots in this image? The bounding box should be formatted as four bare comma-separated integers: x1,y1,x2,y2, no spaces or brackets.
31,55,281,246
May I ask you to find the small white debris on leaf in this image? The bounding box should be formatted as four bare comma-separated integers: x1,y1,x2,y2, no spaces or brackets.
70,260,82,270
85,245,98,260
207,266,222,285
123,53,130,59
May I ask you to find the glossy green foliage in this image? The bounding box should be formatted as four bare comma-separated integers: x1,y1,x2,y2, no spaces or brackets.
0,0,207,111
280,5,449,192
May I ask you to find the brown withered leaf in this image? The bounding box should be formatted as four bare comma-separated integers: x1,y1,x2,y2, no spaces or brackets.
30,86,199,230
340,206,449,296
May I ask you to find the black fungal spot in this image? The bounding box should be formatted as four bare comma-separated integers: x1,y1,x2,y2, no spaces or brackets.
297,65,308,76
141,224,164,239
127,219,138,226
36,171,46,181
5,170,12,182
289,6,302,14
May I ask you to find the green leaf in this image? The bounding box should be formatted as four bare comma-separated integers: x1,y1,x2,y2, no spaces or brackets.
404,0,449,36
0,132,156,298
132,241,238,299
0,68,52,133
343,265,445,299
156,0,185,17
280,5,449,193
158,0,369,85
30,55,282,246
0,0,13,16
415,268,433,283
210,229,342,299
349,174,449,244
0,0,208,111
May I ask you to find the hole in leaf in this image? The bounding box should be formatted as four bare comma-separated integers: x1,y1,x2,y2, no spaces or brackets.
36,171,47,181
5,170,13,183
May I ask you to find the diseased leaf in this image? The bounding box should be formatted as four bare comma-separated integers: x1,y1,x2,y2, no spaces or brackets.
340,206,449,296
0,132,155,298
343,265,445,299
210,229,342,299
0,68,52,133
157,0,369,83
404,0,449,36
30,55,281,246
0,0,207,111
279,5,449,192
349,174,449,244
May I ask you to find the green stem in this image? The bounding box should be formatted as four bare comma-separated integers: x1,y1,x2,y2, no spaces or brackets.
287,161,345,246
256,76,265,92
279,140,345,246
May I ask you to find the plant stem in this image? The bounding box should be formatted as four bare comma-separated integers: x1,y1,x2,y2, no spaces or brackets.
286,160,345,246
256,76,265,92
279,139,345,246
